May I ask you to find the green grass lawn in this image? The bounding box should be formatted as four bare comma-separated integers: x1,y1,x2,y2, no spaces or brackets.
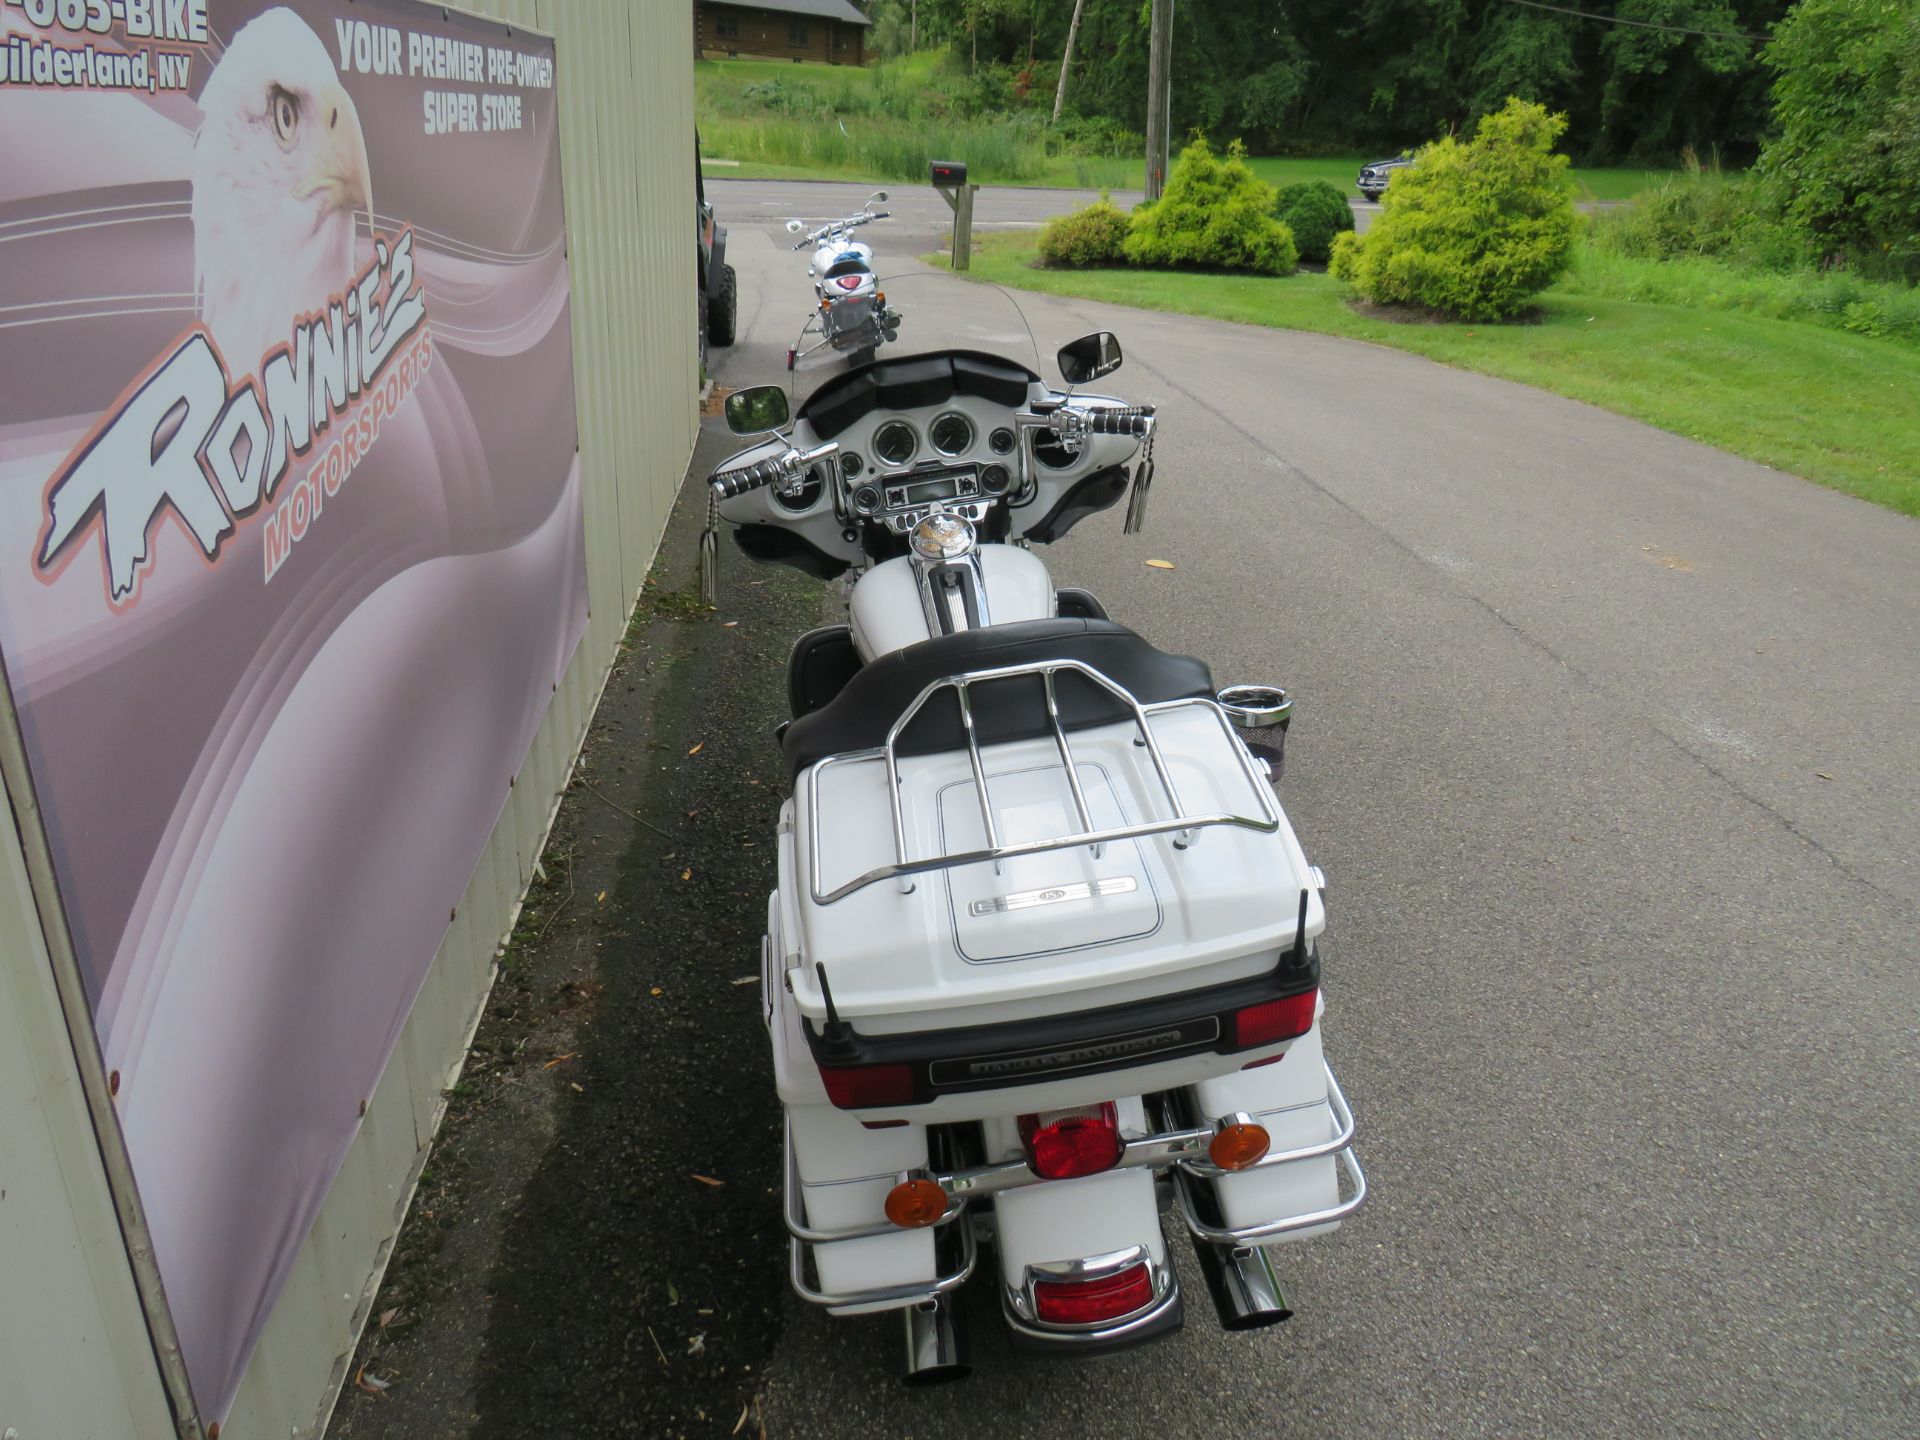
948,234,1920,517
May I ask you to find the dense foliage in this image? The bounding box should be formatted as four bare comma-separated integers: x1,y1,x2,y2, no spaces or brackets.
1274,181,1356,264
1759,0,1920,280
1587,164,1806,269
1329,98,1576,318
1037,195,1132,266
1123,139,1298,274
878,0,1794,162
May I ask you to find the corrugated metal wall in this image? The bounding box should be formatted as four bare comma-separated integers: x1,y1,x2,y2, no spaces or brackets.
0,3,697,1437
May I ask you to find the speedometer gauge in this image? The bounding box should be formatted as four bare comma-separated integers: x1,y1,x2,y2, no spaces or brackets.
874,421,917,466
930,412,974,456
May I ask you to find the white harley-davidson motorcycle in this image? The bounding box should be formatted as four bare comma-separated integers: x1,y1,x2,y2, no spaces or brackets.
705,279,1363,1381
784,193,902,368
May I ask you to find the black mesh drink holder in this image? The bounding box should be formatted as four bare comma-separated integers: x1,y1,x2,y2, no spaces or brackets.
1215,686,1291,782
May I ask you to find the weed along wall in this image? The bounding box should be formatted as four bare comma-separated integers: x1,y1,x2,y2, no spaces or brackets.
0,3,696,1438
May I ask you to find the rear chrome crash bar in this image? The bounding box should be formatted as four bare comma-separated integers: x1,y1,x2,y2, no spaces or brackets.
806,658,1280,904
788,1230,978,1313
1172,1147,1367,1245
785,1063,1362,1241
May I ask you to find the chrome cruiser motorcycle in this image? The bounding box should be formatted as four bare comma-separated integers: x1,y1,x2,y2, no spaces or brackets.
706,279,1363,1381
784,193,902,368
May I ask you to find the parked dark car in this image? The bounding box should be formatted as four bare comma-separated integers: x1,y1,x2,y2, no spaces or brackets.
1357,155,1413,202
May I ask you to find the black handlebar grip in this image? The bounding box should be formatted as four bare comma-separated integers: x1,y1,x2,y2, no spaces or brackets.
1088,405,1155,436
710,455,786,499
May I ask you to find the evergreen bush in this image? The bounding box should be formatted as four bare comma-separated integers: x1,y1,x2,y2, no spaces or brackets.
1274,180,1355,264
1123,138,1297,275
1329,98,1577,320
1037,195,1132,267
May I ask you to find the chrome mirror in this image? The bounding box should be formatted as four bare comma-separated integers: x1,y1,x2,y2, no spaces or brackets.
785,218,804,234
724,385,790,436
1058,332,1123,385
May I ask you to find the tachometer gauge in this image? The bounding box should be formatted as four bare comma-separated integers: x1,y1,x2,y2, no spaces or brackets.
930,412,974,456
873,420,917,466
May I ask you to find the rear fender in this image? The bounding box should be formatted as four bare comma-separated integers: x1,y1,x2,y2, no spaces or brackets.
986,1097,1164,1294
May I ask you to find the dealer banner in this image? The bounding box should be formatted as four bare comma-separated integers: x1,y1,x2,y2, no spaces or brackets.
0,0,583,1418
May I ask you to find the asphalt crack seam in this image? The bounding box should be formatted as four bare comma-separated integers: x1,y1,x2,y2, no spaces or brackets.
1115,344,1910,918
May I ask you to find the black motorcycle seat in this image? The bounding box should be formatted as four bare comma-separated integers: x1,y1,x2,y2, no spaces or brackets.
823,255,871,278
782,618,1215,778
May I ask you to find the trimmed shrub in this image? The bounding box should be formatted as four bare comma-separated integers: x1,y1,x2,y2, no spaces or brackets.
1331,98,1577,321
1037,195,1132,267
1274,180,1355,264
1123,138,1298,275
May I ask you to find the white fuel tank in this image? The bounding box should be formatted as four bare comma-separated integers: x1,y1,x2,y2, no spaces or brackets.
812,239,874,277
848,547,1057,662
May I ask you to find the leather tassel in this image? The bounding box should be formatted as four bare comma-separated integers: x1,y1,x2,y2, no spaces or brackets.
698,491,719,605
1123,456,1154,535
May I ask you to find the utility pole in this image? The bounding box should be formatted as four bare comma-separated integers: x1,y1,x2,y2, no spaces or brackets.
1144,0,1172,199
1053,0,1086,124
910,0,917,52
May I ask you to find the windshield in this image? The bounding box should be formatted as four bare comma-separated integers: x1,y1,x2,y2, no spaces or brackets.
789,268,1050,403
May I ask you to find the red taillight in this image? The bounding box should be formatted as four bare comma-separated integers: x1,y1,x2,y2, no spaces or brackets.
818,1063,913,1109
1017,1102,1123,1180
1232,988,1317,1049
1033,1263,1155,1325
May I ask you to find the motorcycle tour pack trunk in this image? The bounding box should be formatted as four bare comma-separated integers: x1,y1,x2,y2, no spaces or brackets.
710,302,1363,1379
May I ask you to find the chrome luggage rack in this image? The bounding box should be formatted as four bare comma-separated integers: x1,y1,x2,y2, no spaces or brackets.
805,658,1281,905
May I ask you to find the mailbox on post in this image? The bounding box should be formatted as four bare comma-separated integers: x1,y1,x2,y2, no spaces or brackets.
930,158,979,272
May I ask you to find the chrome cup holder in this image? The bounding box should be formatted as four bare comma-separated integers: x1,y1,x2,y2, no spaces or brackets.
1216,685,1290,782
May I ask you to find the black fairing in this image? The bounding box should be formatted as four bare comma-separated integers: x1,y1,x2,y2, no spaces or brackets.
798,350,1038,440
1023,465,1130,544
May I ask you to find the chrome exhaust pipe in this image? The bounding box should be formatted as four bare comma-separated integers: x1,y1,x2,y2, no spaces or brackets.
1193,1238,1294,1332
900,1293,971,1386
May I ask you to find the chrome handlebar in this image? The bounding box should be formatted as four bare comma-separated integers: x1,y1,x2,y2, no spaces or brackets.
709,441,840,499
790,210,889,250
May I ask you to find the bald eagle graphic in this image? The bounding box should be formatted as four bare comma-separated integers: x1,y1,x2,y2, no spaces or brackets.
192,7,373,371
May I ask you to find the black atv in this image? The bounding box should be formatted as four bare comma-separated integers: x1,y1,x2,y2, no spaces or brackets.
697,134,738,364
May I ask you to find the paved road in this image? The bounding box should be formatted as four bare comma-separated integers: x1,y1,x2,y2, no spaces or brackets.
703,224,1920,1436
707,174,1385,255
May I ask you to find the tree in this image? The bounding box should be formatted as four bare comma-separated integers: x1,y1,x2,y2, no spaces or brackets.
1053,0,1086,123
1760,0,1920,279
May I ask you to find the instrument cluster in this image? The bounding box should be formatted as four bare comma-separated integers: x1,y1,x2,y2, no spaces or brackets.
803,397,1039,528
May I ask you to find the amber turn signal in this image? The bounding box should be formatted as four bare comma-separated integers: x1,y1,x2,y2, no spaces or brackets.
1208,1119,1271,1172
884,1177,949,1229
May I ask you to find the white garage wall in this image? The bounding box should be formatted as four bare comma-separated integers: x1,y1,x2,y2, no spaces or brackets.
0,2,698,1436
